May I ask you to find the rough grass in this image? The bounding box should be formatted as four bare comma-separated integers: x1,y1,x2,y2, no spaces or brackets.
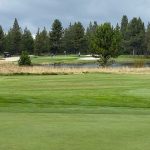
0,62,150,75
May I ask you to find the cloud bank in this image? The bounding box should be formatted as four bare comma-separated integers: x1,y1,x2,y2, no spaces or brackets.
0,0,150,33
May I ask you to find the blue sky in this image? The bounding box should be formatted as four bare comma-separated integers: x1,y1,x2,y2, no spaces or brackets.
0,0,150,33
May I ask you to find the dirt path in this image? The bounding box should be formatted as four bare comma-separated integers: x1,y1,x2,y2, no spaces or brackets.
1,57,20,62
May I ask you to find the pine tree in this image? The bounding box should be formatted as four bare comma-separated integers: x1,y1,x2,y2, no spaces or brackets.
40,27,49,54
11,18,22,54
62,22,85,54
34,28,42,56
62,24,74,54
121,15,128,37
4,28,14,54
73,22,85,53
86,21,98,52
21,27,34,54
34,28,49,55
112,23,122,55
145,23,150,56
0,26,5,53
120,15,128,54
126,17,145,55
49,19,63,54
18,51,31,66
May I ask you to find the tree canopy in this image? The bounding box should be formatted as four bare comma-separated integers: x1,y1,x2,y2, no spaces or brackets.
0,16,150,57
91,23,122,66
49,19,63,54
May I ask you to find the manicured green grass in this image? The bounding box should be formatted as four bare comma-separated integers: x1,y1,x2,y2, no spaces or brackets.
0,112,150,150
0,73,150,112
30,55,150,65
31,55,91,64
0,73,150,150
116,55,150,63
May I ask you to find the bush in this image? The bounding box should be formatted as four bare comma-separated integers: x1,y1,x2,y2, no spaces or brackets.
18,51,32,66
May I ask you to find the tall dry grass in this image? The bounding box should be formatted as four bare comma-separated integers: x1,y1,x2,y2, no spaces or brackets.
133,60,145,68
0,62,150,75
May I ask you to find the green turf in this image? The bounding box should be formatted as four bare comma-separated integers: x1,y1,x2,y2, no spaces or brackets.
30,55,150,65
0,73,150,150
31,55,92,64
0,113,150,150
0,73,150,111
116,55,150,63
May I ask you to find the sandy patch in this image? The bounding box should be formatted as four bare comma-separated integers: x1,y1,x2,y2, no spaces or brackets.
79,57,99,61
4,57,20,62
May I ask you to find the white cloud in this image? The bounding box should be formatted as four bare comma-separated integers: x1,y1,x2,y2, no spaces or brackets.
0,0,150,33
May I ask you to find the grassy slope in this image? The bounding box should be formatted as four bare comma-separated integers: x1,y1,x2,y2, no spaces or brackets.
0,73,150,112
0,73,150,150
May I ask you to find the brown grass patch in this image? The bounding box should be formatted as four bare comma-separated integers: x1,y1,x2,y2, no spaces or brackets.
0,62,150,75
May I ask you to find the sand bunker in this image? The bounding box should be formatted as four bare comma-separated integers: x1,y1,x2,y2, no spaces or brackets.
79,57,99,61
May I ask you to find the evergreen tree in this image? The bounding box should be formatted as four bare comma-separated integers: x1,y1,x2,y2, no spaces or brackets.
112,23,122,55
0,26,5,53
86,21,98,52
62,24,74,54
91,23,122,67
4,28,14,54
21,27,34,54
34,28,42,55
72,22,85,53
62,22,86,54
18,51,31,66
49,19,63,54
11,18,22,54
120,15,128,54
145,23,150,55
34,27,49,55
121,15,128,37
40,27,49,54
1,16,149,56
126,17,145,55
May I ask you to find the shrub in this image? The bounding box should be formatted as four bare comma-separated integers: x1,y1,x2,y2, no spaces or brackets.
18,51,32,66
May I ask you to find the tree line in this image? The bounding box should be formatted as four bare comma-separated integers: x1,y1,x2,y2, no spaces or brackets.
0,15,150,56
